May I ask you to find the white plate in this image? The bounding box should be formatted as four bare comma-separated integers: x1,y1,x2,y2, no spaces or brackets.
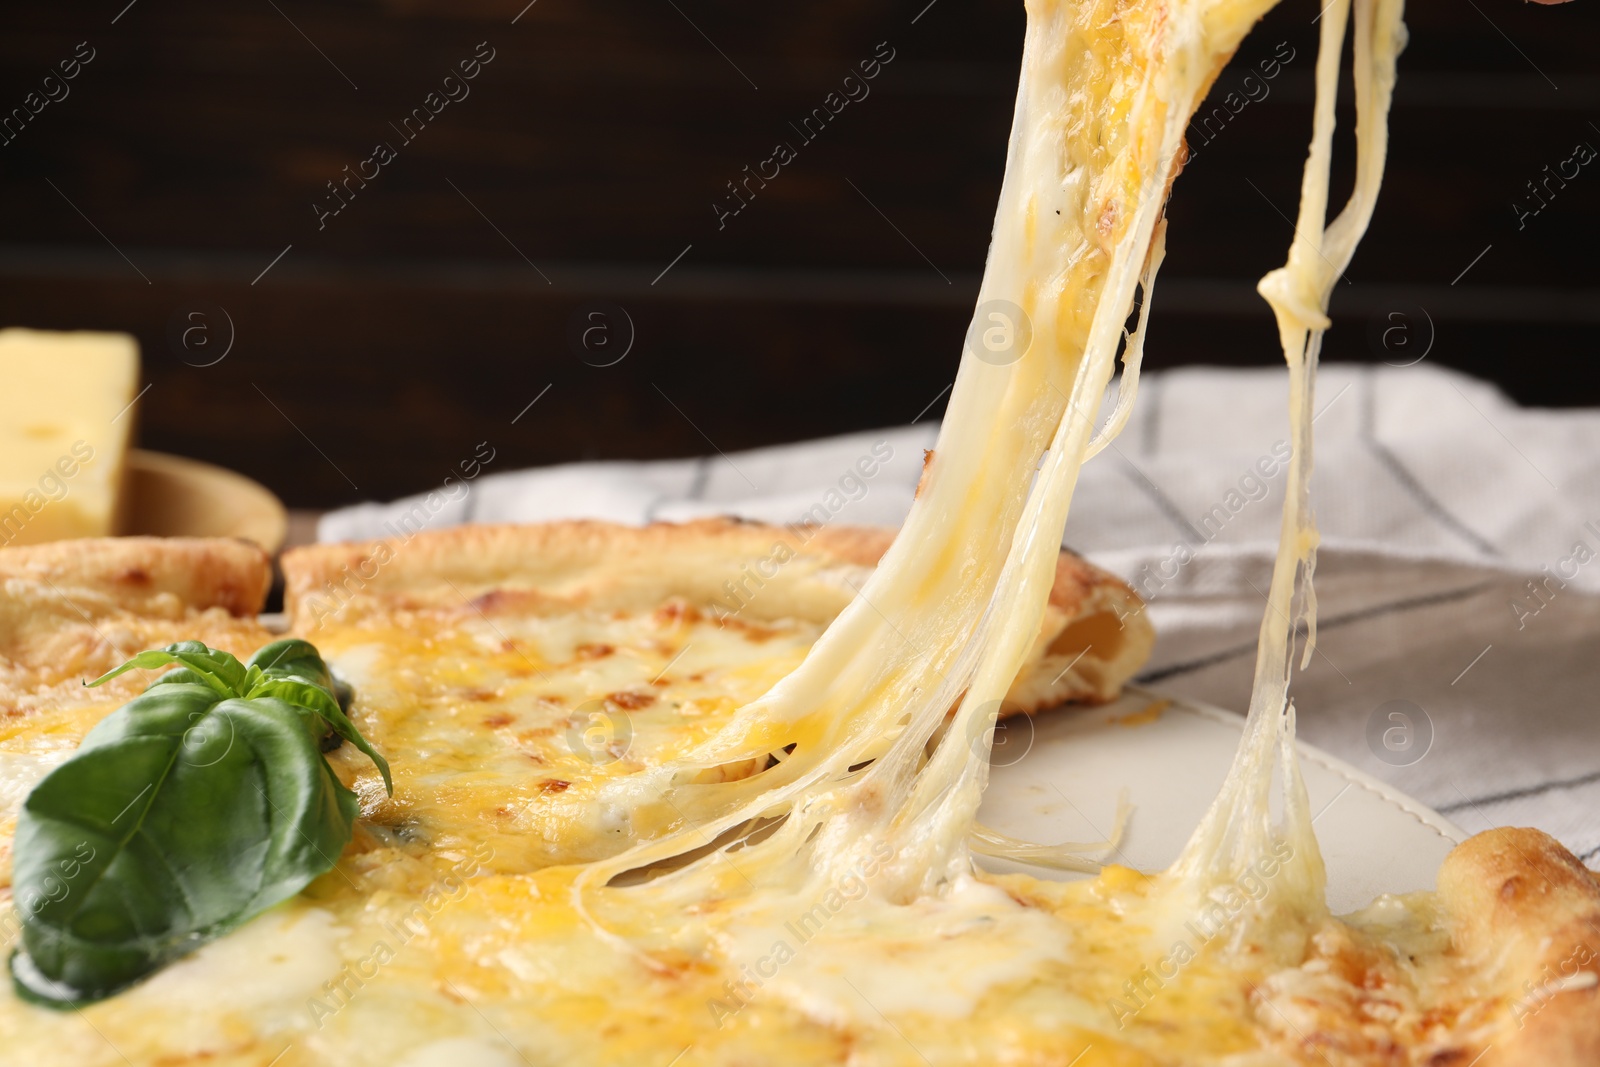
977,685,1465,914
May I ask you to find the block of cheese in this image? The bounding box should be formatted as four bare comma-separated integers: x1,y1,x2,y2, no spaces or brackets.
0,328,139,547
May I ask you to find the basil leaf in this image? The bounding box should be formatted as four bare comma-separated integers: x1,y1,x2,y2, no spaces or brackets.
10,639,381,1008
249,677,393,795
245,639,392,794
246,638,336,690
86,640,248,697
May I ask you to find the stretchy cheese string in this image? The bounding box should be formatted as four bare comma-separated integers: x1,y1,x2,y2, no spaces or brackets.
577,0,1222,918
970,788,1134,873
1087,219,1165,463
1173,0,1404,905
577,0,1406,941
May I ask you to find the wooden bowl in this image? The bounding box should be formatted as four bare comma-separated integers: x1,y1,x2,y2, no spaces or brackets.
121,450,288,554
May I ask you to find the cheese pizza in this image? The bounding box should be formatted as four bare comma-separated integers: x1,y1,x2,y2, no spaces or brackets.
0,532,1591,1066
1,0,1596,1060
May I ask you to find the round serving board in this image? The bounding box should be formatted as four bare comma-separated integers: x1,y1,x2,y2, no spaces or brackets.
121,450,288,553
977,685,1464,914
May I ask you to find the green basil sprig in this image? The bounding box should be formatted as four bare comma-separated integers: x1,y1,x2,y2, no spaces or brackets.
9,639,390,1008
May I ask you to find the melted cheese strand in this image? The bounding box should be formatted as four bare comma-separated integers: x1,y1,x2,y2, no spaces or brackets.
578,0,1278,920
1087,219,1166,461
969,789,1132,873
1172,0,1405,905
570,0,1408,982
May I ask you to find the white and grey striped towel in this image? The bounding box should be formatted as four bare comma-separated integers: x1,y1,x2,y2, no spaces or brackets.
321,363,1600,862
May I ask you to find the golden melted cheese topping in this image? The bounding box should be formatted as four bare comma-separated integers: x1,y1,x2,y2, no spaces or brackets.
0,851,1493,1066
317,597,819,869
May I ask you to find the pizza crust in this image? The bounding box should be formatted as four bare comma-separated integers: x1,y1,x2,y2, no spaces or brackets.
1437,827,1600,1066
280,518,1155,713
0,536,274,716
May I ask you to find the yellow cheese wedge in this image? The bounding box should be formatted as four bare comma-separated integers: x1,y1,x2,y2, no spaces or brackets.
0,327,139,546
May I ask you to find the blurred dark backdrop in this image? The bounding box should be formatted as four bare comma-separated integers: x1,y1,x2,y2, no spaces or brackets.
0,0,1595,508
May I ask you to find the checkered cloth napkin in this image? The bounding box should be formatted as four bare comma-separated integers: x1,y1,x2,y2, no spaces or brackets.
322,363,1600,863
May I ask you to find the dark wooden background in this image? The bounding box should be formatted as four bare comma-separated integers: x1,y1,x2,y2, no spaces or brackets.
1,0,1595,508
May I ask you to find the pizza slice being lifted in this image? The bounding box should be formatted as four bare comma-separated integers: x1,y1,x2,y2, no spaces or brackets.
280,518,1153,870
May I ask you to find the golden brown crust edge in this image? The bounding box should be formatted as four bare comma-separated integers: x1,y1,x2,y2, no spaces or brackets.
0,537,274,714
1437,827,1600,1067
282,519,1154,712
0,536,271,621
